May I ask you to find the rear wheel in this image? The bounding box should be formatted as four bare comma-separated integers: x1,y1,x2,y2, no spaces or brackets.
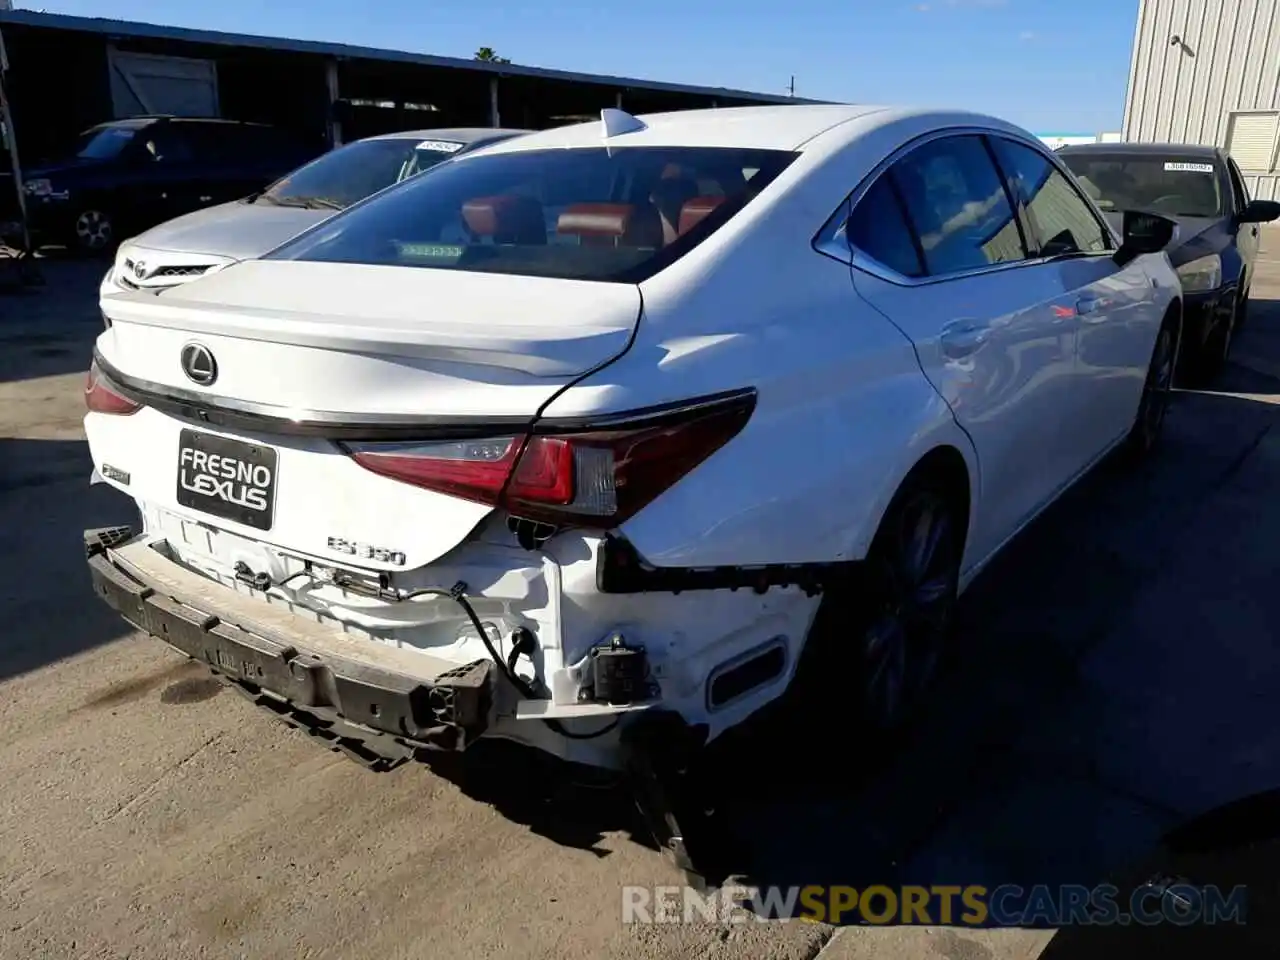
797,474,963,735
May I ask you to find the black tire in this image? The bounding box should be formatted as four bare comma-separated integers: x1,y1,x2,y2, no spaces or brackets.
71,208,115,256
1235,280,1251,332
795,473,963,735
1123,315,1177,459
1198,307,1236,383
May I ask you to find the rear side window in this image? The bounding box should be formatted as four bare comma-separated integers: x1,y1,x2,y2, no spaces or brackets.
846,175,924,277
889,135,1027,275
174,123,233,163
989,138,1110,256
267,146,797,283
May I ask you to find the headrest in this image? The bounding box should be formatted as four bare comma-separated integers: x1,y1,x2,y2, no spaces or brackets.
556,203,663,247
677,195,727,235
461,195,545,243
650,177,699,216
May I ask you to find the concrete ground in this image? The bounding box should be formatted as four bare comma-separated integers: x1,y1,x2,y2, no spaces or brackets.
2,244,1280,959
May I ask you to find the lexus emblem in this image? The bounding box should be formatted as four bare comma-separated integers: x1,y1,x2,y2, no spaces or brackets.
132,260,148,280
180,342,218,386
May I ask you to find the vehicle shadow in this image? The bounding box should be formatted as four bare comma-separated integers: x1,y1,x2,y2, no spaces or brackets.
688,313,1280,916
0,438,139,682
0,256,105,385
420,301,1280,915
419,740,660,860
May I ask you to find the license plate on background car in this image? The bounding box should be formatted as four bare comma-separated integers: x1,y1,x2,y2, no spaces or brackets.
175,429,278,531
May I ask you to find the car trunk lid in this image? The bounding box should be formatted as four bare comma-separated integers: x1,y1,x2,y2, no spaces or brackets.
90,259,641,568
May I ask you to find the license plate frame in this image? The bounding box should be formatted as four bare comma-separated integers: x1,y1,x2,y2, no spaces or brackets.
176,429,278,531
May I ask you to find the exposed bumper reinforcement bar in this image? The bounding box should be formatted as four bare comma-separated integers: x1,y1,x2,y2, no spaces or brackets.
84,527,728,884
84,527,494,758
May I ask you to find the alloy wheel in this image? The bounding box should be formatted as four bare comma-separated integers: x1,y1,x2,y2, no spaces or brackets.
859,489,959,730
74,210,113,251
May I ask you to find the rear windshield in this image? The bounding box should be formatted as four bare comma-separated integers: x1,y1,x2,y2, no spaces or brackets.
1059,152,1225,219
256,137,463,210
266,146,797,282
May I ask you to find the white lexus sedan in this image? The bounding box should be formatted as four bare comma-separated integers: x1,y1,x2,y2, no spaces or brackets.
84,104,1180,842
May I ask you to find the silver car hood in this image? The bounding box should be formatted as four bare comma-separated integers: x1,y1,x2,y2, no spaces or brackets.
127,200,333,261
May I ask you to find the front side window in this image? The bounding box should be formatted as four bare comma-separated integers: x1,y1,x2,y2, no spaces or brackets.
1058,152,1225,219
267,146,796,283
1227,157,1250,212
142,127,195,165
846,174,924,277
888,135,1026,276
990,138,1110,256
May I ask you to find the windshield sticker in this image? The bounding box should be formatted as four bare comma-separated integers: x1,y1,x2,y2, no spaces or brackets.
1164,161,1215,173
417,140,465,153
396,242,465,260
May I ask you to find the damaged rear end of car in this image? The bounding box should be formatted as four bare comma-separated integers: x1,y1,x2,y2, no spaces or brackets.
82,135,811,840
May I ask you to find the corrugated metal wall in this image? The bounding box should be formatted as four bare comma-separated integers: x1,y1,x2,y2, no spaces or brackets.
1123,0,1280,198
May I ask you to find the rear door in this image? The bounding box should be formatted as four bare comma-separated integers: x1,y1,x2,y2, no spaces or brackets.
845,132,1079,563
988,136,1157,464
176,123,265,207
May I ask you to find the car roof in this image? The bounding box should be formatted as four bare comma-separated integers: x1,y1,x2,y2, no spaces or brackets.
475,105,907,153
91,115,279,131
1056,141,1222,160
363,127,531,144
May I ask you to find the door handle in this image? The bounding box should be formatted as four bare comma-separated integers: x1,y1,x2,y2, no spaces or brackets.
940,320,991,359
1076,297,1107,315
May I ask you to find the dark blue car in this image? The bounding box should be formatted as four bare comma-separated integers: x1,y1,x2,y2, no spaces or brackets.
1058,141,1280,382
20,116,319,254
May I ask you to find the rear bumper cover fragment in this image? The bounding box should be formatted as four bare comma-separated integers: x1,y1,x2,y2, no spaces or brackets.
84,527,492,752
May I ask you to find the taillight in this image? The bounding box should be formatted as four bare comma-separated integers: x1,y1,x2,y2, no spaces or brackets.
84,361,141,415
347,390,755,528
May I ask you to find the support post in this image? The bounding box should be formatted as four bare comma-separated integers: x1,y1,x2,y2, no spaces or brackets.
325,58,343,148
489,76,501,128
0,26,37,279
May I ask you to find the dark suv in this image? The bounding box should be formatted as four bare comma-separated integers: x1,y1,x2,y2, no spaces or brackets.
21,116,319,253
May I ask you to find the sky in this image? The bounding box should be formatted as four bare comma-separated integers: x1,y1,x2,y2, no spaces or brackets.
20,0,1138,132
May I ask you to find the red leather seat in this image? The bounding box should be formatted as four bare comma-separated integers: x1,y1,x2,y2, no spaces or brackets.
677,195,727,236
650,177,700,244
556,203,664,248
461,195,546,245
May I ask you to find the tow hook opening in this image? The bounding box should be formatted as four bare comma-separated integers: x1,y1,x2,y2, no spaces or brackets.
579,633,657,705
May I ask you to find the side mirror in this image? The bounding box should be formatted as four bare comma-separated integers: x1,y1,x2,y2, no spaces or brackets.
1238,198,1280,224
1113,209,1177,267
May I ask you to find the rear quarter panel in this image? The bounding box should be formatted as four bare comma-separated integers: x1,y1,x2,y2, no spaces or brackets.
539,114,991,568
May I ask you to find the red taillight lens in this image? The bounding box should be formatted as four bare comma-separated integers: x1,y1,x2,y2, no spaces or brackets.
346,391,755,528
349,437,521,504
84,362,141,415
507,437,575,505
